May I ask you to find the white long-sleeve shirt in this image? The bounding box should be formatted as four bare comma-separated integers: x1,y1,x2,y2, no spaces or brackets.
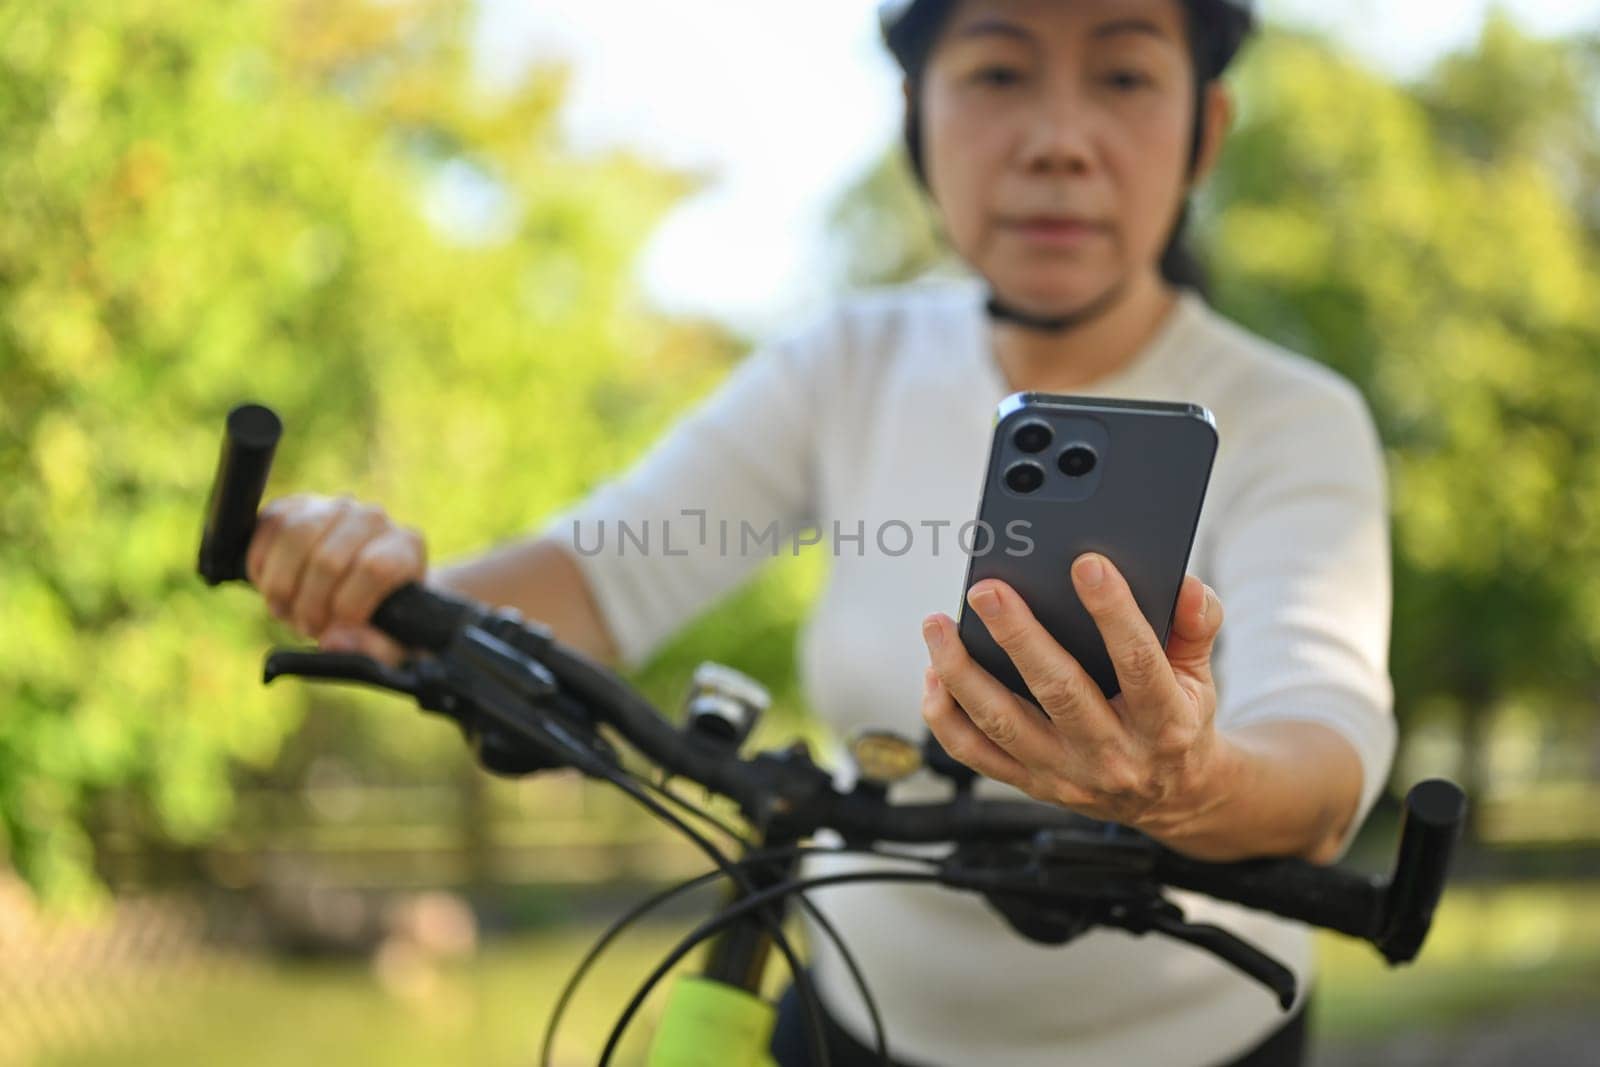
540,279,1396,1067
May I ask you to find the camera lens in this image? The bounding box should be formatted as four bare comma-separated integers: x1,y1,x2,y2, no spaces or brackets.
1013,421,1053,454
1058,445,1097,478
1005,461,1046,494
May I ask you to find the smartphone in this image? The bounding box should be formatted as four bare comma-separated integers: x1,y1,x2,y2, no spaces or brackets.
956,393,1218,703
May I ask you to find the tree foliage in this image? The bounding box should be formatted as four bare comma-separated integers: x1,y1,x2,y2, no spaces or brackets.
0,0,743,899
1206,23,1600,738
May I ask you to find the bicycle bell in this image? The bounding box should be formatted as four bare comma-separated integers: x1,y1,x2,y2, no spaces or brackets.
849,729,923,788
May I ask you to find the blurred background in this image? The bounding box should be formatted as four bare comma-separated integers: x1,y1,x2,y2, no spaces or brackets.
3,0,1600,1064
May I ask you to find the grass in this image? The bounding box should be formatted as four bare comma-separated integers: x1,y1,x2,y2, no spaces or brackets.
26,883,1600,1067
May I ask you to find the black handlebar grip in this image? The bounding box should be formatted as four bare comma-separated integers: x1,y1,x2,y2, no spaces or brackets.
1376,778,1466,963
197,404,474,650
1151,849,1385,942
370,583,482,653
198,404,283,585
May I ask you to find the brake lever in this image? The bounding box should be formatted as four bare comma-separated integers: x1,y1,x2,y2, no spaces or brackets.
264,648,428,696
263,644,601,777
943,830,1299,1010
1112,899,1298,1011
266,646,494,728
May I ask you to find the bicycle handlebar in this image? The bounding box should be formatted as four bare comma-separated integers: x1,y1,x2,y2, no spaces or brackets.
198,403,1465,987
198,403,282,585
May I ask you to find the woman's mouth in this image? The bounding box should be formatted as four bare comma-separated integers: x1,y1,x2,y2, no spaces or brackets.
1001,216,1109,247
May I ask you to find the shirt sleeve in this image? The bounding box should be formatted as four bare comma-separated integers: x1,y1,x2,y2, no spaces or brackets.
535,320,838,671
1207,374,1398,847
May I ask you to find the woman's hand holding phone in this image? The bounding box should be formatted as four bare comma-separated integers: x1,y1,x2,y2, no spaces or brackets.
920,550,1238,841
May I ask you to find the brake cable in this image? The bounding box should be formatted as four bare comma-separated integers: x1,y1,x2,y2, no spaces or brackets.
600,870,943,1067
539,842,938,1067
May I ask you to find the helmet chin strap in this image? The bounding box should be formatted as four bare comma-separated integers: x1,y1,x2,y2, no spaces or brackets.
984,276,1129,335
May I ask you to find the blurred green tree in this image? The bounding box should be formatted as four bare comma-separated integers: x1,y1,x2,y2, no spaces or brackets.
826,148,953,289
826,19,1600,811
1420,12,1600,238
1208,22,1600,808
0,0,805,900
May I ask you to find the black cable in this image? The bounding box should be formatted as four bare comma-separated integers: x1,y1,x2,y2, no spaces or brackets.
598,870,939,1067
490,691,883,1065
539,844,805,1067
626,772,898,1064
446,698,832,1067
630,765,753,845
594,764,833,1067
796,884,893,1067
539,843,935,1067
563,721,934,1064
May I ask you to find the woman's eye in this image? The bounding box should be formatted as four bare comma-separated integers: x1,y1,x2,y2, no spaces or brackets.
1104,69,1154,92
973,66,1024,88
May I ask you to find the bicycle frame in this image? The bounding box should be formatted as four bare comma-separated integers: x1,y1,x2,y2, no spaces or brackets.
649,977,779,1066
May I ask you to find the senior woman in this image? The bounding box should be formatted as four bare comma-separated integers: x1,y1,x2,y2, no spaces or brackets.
246,2,1395,1064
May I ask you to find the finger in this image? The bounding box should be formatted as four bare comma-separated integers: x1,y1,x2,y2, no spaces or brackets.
328,525,427,632
292,503,391,637
257,496,345,625
921,612,1059,764
1071,553,1186,721
320,624,409,667
247,494,315,590
963,579,1123,745
246,499,287,589
920,667,1032,790
1165,576,1223,679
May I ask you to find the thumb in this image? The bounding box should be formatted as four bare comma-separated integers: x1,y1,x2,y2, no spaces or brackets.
1165,575,1222,677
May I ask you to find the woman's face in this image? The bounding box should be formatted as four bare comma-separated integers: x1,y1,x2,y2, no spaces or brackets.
920,0,1202,316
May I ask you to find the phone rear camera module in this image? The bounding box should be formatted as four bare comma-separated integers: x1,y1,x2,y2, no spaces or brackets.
1058,445,1098,478
1004,461,1046,494
1013,421,1053,454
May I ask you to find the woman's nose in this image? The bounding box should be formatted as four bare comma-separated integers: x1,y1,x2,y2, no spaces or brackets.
1018,89,1096,176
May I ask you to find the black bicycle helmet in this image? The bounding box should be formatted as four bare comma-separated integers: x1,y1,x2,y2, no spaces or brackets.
877,0,1259,334
880,0,1256,81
